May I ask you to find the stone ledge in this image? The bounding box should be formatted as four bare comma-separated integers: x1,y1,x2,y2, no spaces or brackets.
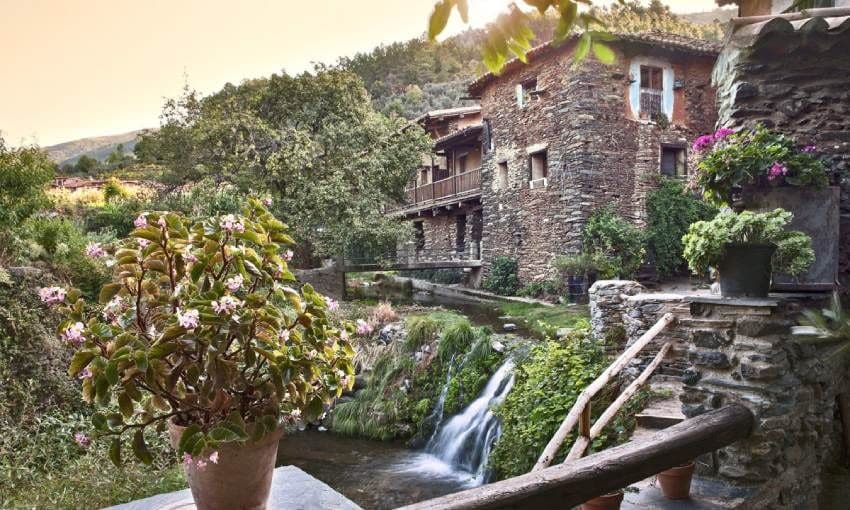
104,466,362,510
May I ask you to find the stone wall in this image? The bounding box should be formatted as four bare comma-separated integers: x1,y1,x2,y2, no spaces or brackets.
477,41,717,283
713,31,850,284
678,295,846,509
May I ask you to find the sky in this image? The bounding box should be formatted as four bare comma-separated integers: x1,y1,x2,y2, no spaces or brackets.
0,0,722,147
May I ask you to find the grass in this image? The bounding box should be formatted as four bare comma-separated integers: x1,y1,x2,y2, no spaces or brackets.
498,302,590,339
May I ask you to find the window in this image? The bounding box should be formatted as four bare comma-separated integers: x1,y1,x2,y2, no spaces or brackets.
419,168,429,185
413,222,425,251
498,161,509,189
457,153,468,174
516,78,538,108
456,215,467,255
530,151,548,181
661,145,687,177
639,65,664,119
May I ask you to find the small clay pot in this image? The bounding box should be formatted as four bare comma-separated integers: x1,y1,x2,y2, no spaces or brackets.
169,418,284,510
657,461,695,500
581,491,624,510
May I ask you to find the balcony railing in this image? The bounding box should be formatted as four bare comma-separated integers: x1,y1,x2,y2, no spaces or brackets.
399,167,481,212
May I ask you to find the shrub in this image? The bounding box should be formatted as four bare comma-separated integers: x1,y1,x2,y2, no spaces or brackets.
483,256,520,296
552,253,598,277
517,280,564,300
582,207,645,279
682,208,815,277
405,314,441,351
83,197,146,237
489,334,604,478
0,139,54,262
102,177,130,202
645,179,717,279
370,301,399,325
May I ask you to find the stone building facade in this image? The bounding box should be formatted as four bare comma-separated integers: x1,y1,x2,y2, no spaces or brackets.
468,33,719,282
711,2,850,284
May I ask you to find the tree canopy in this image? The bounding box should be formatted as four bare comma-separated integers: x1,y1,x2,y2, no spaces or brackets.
135,67,430,259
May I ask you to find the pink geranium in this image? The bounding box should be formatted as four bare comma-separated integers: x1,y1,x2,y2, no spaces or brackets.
176,308,200,330
713,127,735,142
692,134,715,152
219,214,245,233
62,322,86,347
134,214,148,228
283,249,294,262
74,432,91,447
212,296,242,315
85,242,106,259
768,161,788,181
225,274,244,291
39,286,66,305
355,319,374,336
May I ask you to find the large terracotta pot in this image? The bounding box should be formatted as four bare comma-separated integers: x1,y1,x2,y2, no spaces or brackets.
168,419,284,510
581,491,624,510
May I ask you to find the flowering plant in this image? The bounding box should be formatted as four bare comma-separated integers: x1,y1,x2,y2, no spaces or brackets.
48,199,355,466
691,124,828,206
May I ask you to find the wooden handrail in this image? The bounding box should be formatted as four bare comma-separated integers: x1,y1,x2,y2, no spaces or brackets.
396,405,754,510
533,312,676,471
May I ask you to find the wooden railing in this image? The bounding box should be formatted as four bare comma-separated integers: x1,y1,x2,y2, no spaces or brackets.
534,313,677,469
397,404,754,510
400,167,481,210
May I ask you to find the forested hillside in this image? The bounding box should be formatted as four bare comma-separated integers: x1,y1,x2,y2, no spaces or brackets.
340,1,729,119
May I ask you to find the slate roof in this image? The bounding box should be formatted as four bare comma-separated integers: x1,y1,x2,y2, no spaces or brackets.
433,124,483,150
726,7,850,47
415,105,481,123
468,31,721,96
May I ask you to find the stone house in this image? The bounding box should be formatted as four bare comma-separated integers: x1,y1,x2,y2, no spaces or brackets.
392,106,485,264
712,0,850,284
468,33,720,282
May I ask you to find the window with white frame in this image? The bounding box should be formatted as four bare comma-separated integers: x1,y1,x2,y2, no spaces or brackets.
516,78,538,108
629,58,674,122
639,66,664,119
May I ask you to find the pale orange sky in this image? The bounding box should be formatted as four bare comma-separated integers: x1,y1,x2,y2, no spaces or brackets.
0,0,722,147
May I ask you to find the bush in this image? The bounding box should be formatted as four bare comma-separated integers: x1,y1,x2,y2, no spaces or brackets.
399,268,465,284
552,253,598,277
645,179,717,279
583,207,645,279
517,280,564,300
83,197,146,237
102,177,129,202
489,334,604,478
483,256,520,296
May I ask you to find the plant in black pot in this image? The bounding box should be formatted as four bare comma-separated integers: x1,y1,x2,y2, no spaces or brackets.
552,253,598,303
682,209,814,298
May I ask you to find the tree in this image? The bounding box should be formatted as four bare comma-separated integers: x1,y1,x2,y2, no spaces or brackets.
0,136,55,260
73,154,99,174
136,67,431,259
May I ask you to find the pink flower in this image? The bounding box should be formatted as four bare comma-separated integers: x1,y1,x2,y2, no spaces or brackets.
802,144,817,153
102,296,124,321
713,128,735,142
176,308,200,330
262,197,273,207
692,134,715,152
182,452,194,467
78,367,93,380
137,238,150,249
85,242,106,259
326,298,339,312
225,274,243,291
768,161,788,181
340,329,349,341
212,296,242,315
355,319,374,336
209,451,219,464
283,250,294,262
183,249,198,263
290,408,302,420
62,322,86,347
39,286,66,305
157,216,167,228
219,214,245,233
196,460,208,470
279,328,290,342
74,432,91,448
134,214,148,228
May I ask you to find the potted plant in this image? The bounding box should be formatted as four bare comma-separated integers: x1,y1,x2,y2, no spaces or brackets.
48,199,355,510
692,125,836,290
657,461,695,500
682,209,814,298
581,490,624,510
552,253,598,303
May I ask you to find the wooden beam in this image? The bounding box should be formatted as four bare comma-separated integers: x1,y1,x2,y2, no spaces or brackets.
533,313,676,471
397,405,754,510
566,342,673,461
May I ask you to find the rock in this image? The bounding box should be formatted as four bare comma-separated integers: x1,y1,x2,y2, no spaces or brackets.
317,426,328,432
353,374,368,391
491,340,505,352
555,327,574,339
503,323,517,332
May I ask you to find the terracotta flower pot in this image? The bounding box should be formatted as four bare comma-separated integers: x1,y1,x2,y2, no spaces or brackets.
581,491,624,510
657,461,695,500
168,419,284,510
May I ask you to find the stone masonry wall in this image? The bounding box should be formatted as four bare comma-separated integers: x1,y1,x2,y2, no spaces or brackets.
478,42,717,283
713,33,850,284
679,296,846,509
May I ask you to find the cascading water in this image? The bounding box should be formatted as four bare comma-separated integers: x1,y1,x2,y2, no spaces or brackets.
399,360,515,486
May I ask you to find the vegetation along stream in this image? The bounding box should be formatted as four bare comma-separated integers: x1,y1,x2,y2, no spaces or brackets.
274,282,595,510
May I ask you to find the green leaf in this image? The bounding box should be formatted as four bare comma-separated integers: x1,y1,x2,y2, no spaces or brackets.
68,350,95,377
304,396,324,423
591,42,616,64
132,430,153,465
178,424,202,456
95,375,110,404
428,0,453,41
99,283,122,304
118,392,134,418
208,421,249,443
109,438,122,467
149,341,179,359
574,32,591,63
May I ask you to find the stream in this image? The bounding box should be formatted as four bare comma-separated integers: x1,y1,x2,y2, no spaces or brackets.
275,291,529,510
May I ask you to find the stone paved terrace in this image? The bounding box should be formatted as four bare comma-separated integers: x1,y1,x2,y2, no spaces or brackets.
105,466,362,510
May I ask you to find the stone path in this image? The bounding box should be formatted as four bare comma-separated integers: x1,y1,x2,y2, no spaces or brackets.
104,466,362,510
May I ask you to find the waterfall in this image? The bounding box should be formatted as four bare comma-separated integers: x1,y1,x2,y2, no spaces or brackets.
423,360,515,484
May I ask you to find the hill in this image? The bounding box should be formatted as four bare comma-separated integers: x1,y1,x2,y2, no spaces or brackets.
43,130,143,166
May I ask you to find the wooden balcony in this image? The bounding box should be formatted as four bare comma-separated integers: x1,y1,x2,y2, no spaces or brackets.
393,167,481,216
